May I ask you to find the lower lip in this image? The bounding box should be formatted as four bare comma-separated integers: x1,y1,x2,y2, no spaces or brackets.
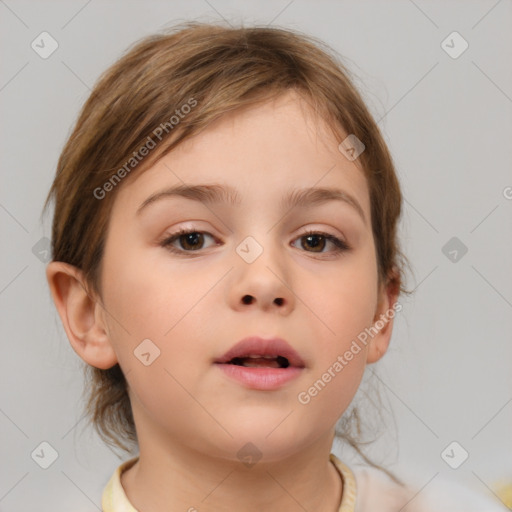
215,363,304,390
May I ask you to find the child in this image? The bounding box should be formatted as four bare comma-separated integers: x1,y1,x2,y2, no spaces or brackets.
43,21,502,511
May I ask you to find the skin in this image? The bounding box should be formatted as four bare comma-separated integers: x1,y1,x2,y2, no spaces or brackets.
47,90,398,511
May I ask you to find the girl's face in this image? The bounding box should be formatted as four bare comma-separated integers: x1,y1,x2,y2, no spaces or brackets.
97,91,396,462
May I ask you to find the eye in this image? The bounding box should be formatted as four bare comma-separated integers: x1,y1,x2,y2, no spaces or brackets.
160,228,217,254
159,228,350,256
292,230,350,255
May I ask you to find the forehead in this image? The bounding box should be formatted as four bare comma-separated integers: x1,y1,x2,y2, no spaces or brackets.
112,91,370,217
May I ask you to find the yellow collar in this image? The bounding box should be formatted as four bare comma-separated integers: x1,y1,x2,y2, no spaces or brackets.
102,453,357,511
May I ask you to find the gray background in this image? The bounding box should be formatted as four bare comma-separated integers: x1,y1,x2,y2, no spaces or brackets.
1,0,511,510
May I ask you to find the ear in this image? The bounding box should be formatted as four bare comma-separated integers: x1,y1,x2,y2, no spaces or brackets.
366,269,401,364
46,261,118,369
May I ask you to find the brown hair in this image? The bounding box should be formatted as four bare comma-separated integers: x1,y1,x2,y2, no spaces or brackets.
43,21,411,463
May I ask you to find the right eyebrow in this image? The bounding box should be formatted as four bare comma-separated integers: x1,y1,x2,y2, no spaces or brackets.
136,184,241,215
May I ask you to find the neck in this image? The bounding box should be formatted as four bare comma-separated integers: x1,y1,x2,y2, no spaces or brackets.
121,430,343,512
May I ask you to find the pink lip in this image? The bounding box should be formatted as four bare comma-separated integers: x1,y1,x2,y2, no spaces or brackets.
214,336,306,391
216,364,303,390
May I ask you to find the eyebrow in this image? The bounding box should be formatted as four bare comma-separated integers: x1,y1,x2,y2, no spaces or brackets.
136,183,366,224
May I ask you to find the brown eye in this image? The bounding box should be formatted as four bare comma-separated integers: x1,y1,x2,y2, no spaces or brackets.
178,232,204,251
292,230,350,255
160,229,216,254
301,233,326,252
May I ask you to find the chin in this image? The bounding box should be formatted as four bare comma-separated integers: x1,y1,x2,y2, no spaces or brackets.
221,425,319,464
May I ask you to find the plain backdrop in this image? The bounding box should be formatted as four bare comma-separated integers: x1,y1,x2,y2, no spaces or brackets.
1,1,511,510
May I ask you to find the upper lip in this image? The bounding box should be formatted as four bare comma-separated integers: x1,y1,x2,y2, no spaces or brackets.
214,336,306,368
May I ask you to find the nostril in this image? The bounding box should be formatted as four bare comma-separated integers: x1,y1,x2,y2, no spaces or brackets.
241,296,284,306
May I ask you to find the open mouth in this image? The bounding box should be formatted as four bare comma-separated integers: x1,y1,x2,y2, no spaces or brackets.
215,337,304,390
226,355,290,369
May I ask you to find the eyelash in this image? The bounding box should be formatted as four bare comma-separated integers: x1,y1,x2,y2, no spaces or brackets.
159,228,350,257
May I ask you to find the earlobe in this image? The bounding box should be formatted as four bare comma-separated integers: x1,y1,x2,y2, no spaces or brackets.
46,261,118,370
366,272,400,364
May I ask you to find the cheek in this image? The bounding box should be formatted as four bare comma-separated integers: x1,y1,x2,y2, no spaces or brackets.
100,242,215,385
101,241,209,342
298,252,378,405
308,252,379,345
125,359,212,444
303,357,365,412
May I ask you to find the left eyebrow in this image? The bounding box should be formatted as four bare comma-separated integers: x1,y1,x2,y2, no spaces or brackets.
281,186,366,224
136,183,366,224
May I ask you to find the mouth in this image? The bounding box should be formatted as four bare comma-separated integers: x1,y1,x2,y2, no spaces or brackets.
214,336,305,390
214,336,306,368
226,355,291,369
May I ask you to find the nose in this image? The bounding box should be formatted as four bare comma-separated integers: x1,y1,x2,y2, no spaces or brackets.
227,241,295,314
